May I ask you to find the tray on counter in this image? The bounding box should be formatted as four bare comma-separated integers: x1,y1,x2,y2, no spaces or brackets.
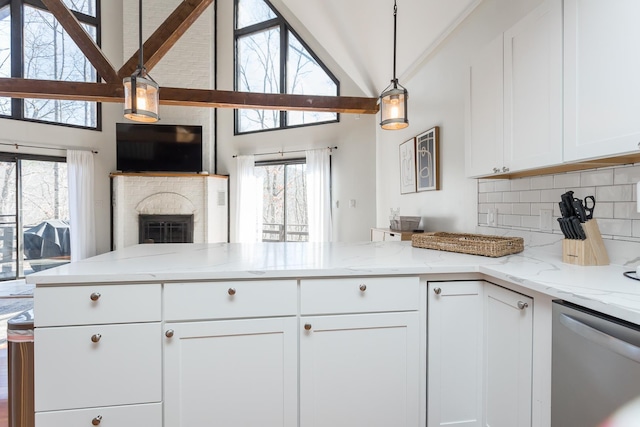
411,232,524,257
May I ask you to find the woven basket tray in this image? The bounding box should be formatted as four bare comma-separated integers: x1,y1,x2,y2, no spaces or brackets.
411,232,524,257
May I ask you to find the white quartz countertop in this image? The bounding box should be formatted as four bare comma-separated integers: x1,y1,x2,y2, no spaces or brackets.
26,241,640,325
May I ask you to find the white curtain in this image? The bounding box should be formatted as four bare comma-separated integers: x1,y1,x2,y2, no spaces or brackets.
235,155,262,243
67,150,96,261
306,148,332,242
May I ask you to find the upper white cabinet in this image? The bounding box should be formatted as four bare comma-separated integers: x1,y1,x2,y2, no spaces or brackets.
465,35,504,178
563,0,640,161
503,0,563,173
466,0,563,177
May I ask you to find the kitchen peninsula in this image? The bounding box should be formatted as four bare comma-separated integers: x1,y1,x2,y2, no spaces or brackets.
28,241,640,427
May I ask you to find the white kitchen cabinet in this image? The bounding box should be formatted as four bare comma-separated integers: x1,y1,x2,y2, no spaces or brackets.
503,0,563,173
427,281,483,427
427,281,533,427
163,317,298,427
33,284,162,427
466,0,562,177
483,283,533,427
300,312,420,427
465,35,504,178
563,0,640,161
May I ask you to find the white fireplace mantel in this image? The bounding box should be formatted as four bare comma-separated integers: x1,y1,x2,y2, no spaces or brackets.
111,173,228,250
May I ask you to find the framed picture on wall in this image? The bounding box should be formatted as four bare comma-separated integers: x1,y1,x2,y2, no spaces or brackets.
399,138,417,194
416,126,440,192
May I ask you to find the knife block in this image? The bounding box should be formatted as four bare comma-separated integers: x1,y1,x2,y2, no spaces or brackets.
562,219,609,266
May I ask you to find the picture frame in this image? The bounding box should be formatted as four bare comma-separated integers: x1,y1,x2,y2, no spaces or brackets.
415,126,440,192
399,138,417,194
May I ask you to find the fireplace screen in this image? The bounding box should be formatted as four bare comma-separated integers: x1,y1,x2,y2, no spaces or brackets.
139,215,194,244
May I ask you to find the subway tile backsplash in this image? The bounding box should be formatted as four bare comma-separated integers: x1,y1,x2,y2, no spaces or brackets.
478,163,640,242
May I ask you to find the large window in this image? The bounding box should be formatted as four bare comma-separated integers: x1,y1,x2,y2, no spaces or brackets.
0,0,101,129
234,0,339,134
255,159,308,242
0,154,70,280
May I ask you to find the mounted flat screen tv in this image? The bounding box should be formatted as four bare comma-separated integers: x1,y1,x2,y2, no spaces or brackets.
116,123,203,173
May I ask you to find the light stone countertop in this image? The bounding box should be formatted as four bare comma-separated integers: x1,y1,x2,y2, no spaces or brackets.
26,241,640,325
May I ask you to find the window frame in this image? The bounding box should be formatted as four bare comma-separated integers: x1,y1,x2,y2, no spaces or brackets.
0,0,102,130
233,0,340,135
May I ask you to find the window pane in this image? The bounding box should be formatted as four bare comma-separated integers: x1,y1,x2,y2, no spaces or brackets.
23,6,98,126
0,5,11,116
256,165,285,242
0,161,17,280
237,27,280,132
287,33,337,126
21,160,70,275
285,164,307,242
63,0,97,17
236,0,276,29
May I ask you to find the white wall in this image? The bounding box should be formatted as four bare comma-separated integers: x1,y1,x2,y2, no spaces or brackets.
0,2,123,256
375,0,543,233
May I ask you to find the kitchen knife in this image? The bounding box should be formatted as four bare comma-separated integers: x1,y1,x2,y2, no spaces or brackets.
560,191,576,218
571,216,587,240
561,217,577,239
572,199,588,223
557,217,571,239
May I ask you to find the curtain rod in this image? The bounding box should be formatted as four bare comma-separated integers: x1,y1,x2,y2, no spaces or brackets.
0,141,98,154
232,146,337,158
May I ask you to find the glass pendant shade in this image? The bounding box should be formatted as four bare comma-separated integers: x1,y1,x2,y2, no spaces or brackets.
380,83,408,130
123,74,159,123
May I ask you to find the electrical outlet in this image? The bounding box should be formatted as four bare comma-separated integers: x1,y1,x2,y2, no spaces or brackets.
488,208,497,227
540,209,553,231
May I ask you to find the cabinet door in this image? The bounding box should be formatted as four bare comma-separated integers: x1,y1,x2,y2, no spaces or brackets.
564,0,640,161
163,318,297,427
465,34,504,178
483,283,533,427
427,281,483,427
36,403,161,427
503,0,562,172
300,312,420,427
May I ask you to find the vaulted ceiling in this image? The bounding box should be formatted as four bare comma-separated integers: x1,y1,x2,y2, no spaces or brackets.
280,0,482,97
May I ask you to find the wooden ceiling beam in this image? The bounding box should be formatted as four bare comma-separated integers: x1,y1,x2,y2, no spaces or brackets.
40,0,119,83
118,0,214,79
0,78,380,114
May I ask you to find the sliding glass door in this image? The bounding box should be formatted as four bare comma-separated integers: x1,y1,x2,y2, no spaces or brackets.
0,154,69,280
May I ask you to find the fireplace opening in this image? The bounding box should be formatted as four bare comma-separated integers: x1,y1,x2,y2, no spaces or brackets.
139,215,194,244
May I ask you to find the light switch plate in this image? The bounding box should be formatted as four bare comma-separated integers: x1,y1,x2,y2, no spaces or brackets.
540,209,553,231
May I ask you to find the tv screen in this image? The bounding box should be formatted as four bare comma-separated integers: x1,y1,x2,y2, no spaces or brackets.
116,123,203,173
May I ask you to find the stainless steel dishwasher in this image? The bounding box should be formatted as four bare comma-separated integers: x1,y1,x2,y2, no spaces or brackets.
552,300,640,427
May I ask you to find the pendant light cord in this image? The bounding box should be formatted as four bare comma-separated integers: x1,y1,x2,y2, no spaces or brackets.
138,0,144,71
392,1,398,85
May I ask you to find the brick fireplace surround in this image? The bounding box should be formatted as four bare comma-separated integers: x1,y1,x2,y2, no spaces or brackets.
111,173,228,250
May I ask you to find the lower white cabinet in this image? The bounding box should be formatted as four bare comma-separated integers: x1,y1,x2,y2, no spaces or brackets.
483,283,533,427
163,317,298,427
300,312,420,427
427,281,483,427
428,281,533,427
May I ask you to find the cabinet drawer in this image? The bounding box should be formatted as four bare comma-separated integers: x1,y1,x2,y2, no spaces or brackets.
34,284,161,327
300,276,419,315
34,323,161,411
164,280,297,321
36,403,162,427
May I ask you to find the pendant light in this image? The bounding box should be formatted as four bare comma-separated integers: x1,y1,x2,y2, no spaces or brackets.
379,0,408,130
123,0,159,122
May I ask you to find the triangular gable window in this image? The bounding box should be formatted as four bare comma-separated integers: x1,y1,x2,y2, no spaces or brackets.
234,0,339,134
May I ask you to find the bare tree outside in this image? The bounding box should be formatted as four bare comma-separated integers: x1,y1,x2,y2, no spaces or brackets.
0,5,11,116
235,0,338,133
256,163,308,242
23,4,97,127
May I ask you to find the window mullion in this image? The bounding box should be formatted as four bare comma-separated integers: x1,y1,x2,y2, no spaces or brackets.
280,22,287,128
